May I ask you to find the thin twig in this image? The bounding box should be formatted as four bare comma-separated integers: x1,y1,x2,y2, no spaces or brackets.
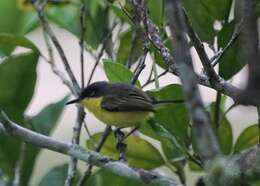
142,70,168,88
79,3,87,88
214,92,221,129
31,0,80,94
13,142,26,186
65,106,85,186
77,126,112,186
42,30,76,95
131,51,148,84
131,0,243,105
183,9,220,86
87,22,117,86
211,21,242,67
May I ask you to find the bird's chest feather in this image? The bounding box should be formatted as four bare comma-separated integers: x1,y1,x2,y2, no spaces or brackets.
80,97,151,127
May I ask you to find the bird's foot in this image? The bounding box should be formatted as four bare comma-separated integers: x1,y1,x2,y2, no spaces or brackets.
114,128,127,161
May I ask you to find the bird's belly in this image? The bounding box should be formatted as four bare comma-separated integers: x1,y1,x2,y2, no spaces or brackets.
81,98,152,127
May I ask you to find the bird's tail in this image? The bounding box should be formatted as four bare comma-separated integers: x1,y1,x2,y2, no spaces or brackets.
152,99,184,105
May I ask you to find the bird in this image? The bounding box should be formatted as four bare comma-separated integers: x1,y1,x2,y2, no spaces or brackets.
66,81,183,128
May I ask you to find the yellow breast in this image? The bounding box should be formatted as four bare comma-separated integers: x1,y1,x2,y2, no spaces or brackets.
80,97,152,128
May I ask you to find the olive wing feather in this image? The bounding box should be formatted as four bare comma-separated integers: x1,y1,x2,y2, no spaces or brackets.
101,89,155,112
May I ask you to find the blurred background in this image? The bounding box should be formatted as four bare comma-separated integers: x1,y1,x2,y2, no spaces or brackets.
0,0,259,185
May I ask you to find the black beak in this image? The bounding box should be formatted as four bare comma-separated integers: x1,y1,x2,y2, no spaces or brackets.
66,98,81,105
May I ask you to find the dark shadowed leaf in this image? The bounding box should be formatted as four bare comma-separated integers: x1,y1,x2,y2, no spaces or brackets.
31,96,68,135
20,96,68,185
233,124,259,153
182,0,232,44
38,164,69,186
0,36,39,181
140,121,186,161
86,169,146,186
147,84,188,143
86,132,164,169
209,103,233,155
182,1,215,44
218,21,245,80
47,2,108,49
116,29,143,66
0,52,38,123
0,97,67,185
0,34,39,56
0,0,39,55
47,4,80,37
148,0,164,26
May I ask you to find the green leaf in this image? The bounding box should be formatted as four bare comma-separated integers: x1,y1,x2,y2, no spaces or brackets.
199,0,232,21
22,97,67,185
0,34,39,56
47,4,80,37
0,97,67,185
218,21,245,80
87,169,146,186
30,96,68,135
141,121,186,161
209,103,233,154
86,132,164,169
38,164,69,186
182,0,232,44
116,30,143,66
182,0,215,44
233,124,259,153
0,52,38,123
103,59,139,84
47,2,108,49
0,0,39,55
147,84,188,143
148,0,164,26
108,3,133,24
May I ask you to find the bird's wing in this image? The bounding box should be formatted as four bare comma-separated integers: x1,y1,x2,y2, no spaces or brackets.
101,89,155,112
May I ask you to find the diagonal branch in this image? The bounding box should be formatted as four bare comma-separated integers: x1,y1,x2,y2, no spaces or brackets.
31,0,80,95
183,10,220,86
165,0,220,163
238,0,260,105
131,0,243,105
0,111,180,186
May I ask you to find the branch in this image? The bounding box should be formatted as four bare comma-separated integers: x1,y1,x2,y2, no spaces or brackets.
87,22,117,86
131,0,243,105
165,0,220,163
211,21,242,67
206,147,260,186
31,0,80,95
65,106,85,186
183,10,220,86
0,111,180,186
238,0,260,105
41,30,76,96
77,126,112,186
13,142,26,186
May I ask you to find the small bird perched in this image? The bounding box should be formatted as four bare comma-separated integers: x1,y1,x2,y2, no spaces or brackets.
66,81,183,160
66,81,157,128
67,81,184,128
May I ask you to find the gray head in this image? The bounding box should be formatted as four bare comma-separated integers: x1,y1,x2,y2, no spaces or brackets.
66,81,110,105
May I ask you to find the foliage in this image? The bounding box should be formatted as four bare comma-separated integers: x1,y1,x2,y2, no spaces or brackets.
0,0,259,186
